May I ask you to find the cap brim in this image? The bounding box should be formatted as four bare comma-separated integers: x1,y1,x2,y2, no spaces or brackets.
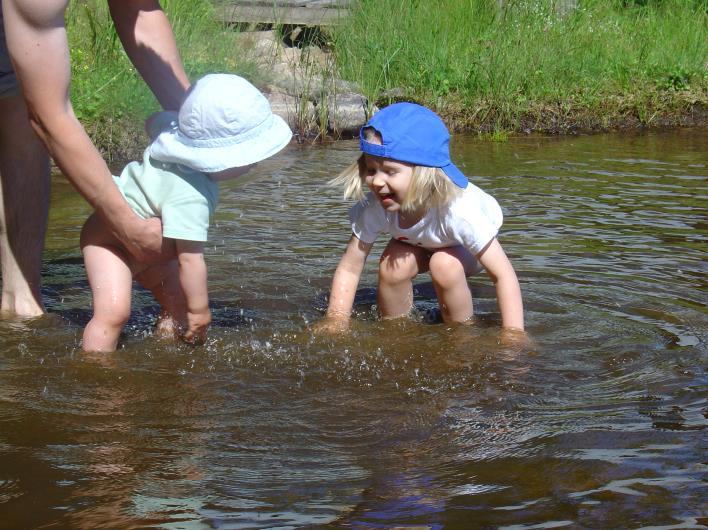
441,162,468,188
148,114,293,172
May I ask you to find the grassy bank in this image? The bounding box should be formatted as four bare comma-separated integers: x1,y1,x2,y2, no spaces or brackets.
67,0,258,160
333,0,707,133
67,0,706,157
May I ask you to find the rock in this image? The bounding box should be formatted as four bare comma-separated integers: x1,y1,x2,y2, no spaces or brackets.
235,28,370,137
264,85,317,137
326,92,374,135
234,30,282,66
280,46,302,68
380,86,406,100
270,62,320,96
301,46,331,71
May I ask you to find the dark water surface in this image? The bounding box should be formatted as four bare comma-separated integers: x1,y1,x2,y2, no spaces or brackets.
1,130,706,529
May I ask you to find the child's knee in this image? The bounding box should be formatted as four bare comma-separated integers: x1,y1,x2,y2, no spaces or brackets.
429,252,466,288
94,304,131,328
378,254,416,284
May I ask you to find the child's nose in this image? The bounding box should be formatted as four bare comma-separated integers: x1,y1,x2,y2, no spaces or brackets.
371,171,386,186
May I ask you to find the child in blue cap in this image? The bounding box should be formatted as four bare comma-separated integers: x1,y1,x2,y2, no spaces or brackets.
320,102,524,332
81,74,292,352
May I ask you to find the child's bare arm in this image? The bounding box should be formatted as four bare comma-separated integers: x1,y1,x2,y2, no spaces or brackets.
176,240,211,343
477,238,524,331
320,234,373,330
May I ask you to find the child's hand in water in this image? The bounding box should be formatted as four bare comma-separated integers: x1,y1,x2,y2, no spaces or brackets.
311,316,349,335
183,309,211,344
499,327,536,352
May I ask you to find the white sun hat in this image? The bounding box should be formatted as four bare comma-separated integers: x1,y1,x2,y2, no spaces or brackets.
148,74,292,172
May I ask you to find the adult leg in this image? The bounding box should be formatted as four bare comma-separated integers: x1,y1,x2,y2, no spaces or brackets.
428,246,479,323
81,214,133,352
0,95,50,316
377,238,430,320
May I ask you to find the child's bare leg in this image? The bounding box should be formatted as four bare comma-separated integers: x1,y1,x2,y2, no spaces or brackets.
428,246,477,323
377,238,430,319
135,260,187,340
81,214,133,352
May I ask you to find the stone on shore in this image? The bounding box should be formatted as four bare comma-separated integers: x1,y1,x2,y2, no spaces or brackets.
235,29,373,138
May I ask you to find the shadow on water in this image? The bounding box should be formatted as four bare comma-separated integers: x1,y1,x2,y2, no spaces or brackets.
0,130,706,528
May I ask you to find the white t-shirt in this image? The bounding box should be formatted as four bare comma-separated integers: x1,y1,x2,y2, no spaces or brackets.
349,182,503,256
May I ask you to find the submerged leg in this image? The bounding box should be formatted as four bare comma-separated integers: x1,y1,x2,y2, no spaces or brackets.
377,238,430,320
81,214,133,352
428,246,478,323
0,95,50,316
135,260,187,341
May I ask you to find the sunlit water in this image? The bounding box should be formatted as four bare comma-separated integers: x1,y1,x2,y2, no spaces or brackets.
0,130,705,529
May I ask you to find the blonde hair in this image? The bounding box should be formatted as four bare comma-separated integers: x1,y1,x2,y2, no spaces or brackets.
329,127,462,213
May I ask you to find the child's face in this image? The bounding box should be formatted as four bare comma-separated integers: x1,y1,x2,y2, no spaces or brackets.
362,154,414,213
209,164,256,182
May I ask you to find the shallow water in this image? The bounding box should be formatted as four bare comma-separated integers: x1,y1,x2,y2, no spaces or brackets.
1,129,706,529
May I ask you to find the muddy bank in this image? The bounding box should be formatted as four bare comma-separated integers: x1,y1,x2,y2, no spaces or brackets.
89,100,707,164
443,96,708,135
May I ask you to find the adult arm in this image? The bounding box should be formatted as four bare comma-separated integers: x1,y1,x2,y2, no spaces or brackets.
477,238,524,331
176,240,211,344
2,0,164,262
108,0,190,111
318,234,373,332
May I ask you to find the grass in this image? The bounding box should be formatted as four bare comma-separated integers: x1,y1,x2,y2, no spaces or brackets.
331,0,707,133
67,0,707,155
67,0,259,159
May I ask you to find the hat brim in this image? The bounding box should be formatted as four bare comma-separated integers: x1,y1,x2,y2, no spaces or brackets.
441,162,469,188
148,114,293,172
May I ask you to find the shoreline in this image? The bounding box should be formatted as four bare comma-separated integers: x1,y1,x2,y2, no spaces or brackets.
88,100,707,163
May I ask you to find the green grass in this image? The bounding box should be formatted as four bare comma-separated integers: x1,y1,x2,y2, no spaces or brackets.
331,0,707,132
67,0,707,154
67,0,258,158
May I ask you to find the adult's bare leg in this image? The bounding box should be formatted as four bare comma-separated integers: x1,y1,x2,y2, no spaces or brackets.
0,95,50,316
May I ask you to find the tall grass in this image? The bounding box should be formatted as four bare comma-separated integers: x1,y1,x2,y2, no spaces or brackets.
67,0,706,150
67,0,257,157
332,0,707,130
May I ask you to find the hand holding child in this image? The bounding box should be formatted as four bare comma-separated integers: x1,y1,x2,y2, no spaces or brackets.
81,74,292,352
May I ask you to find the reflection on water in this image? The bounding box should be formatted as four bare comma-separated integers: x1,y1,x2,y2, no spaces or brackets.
1,129,706,528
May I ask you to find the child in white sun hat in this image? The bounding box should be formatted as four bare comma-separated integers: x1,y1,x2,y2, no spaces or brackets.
80,74,292,352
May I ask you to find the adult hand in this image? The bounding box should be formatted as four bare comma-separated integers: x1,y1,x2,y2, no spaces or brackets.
120,216,176,264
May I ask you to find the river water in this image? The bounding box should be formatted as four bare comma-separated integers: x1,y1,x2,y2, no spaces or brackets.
0,129,705,528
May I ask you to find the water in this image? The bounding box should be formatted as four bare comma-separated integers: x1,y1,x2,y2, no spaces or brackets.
1,130,706,528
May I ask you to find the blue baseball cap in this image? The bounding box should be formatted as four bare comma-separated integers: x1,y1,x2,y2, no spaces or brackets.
359,102,468,188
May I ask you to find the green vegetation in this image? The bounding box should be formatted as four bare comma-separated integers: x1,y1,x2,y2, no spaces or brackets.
67,0,258,159
332,0,707,133
67,0,706,155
